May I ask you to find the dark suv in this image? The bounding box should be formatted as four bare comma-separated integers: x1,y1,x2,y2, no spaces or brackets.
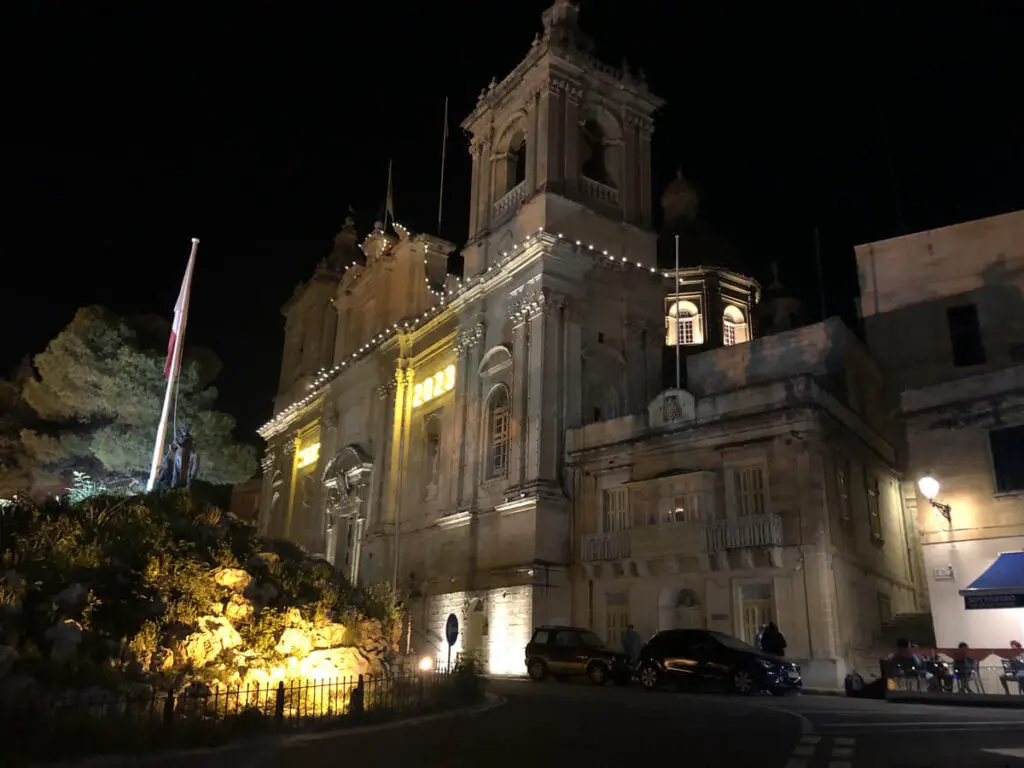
637,628,802,695
525,625,631,685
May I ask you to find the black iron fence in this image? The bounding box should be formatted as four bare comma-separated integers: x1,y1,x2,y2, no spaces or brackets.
1,669,480,762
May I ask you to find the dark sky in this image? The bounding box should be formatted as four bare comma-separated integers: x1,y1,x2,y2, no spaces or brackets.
4,1,1022,443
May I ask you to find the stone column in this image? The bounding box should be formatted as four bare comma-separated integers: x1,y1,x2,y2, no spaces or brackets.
541,81,563,192
384,367,412,530
525,95,538,194
525,289,565,483
563,300,585,430
281,439,297,538
622,112,640,225
638,121,654,229
309,410,338,555
453,321,485,510
562,81,582,197
257,449,277,536
507,297,531,489
481,142,495,231
370,376,397,535
468,143,481,236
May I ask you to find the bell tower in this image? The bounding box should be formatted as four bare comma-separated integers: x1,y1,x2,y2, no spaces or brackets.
460,0,665,277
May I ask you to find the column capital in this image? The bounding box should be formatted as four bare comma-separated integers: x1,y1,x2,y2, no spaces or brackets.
282,441,296,458
454,321,486,356
376,375,398,400
322,409,338,430
260,450,276,474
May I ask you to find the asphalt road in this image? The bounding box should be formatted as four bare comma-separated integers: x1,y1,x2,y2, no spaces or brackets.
99,678,1024,768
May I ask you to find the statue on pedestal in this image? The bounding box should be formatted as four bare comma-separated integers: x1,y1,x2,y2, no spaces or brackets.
155,425,200,490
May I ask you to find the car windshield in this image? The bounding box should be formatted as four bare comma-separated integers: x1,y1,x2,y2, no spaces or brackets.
579,631,605,648
709,631,758,653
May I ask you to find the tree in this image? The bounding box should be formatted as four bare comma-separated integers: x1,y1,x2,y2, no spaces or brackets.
0,378,34,499
18,306,257,490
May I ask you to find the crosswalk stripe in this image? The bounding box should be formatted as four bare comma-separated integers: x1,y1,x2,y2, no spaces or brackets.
983,747,1024,758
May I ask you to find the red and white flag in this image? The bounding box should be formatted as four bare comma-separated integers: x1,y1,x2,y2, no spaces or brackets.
164,241,198,379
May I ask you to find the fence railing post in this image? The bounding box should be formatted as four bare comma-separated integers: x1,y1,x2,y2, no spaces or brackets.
274,681,285,726
162,690,175,727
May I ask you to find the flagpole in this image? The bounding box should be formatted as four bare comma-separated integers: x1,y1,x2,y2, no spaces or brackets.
384,160,393,230
674,234,681,391
437,97,449,235
147,238,199,492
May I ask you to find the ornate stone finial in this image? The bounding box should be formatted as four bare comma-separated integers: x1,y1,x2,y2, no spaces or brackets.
488,77,497,91
531,32,541,48
541,0,594,53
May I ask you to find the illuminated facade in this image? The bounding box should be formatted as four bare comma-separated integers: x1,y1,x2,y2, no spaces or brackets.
254,1,918,683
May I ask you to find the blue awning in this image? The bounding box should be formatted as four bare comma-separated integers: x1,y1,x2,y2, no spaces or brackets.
960,552,1024,610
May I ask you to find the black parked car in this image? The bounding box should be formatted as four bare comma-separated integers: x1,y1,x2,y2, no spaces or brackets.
637,628,802,695
525,625,631,685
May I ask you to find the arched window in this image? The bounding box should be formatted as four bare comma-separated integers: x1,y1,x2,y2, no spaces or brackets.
501,132,526,193
723,305,749,346
485,387,510,480
580,119,613,187
666,300,703,346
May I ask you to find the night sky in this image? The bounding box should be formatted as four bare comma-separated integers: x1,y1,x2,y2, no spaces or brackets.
5,1,1022,445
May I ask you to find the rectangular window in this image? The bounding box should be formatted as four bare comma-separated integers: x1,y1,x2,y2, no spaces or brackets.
990,425,1024,493
734,466,767,515
837,460,851,522
877,592,893,626
866,474,883,540
490,403,509,477
678,318,695,345
947,304,985,367
669,493,702,523
724,322,736,346
602,487,629,532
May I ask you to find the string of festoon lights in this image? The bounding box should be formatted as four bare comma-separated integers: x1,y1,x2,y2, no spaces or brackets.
257,225,675,436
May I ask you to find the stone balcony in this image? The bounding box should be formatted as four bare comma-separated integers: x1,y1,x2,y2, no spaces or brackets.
579,513,785,578
581,175,619,207
492,181,527,220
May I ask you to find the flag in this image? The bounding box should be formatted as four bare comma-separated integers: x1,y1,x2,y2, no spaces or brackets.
385,160,395,223
164,245,197,379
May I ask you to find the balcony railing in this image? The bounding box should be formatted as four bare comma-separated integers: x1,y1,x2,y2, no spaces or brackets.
703,514,783,552
580,531,631,562
492,181,527,219
581,175,620,207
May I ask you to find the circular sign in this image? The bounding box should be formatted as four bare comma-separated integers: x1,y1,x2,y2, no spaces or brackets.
445,613,459,646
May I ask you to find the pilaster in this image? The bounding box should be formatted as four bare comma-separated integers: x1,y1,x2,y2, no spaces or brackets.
638,120,654,229
281,439,297,538
453,321,486,510
508,296,531,488
559,78,582,197
525,288,566,482
622,111,640,225
384,367,412,528
370,376,397,534
563,299,585,430
525,95,538,193
257,449,277,535
468,142,482,236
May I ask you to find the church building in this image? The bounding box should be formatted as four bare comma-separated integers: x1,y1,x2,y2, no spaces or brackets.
256,0,924,686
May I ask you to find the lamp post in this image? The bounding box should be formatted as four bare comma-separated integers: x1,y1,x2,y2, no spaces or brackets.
918,475,952,523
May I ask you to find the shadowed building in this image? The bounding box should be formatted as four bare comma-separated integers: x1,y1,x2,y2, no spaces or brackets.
855,210,1024,651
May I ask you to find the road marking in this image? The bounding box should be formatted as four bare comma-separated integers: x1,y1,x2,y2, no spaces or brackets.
791,745,815,756
835,738,855,746
827,762,852,768
784,760,808,768
983,747,1024,758
832,747,854,758
814,720,1024,728
799,735,821,745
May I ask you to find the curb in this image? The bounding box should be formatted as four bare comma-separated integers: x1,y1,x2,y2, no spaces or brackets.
32,693,506,767
887,691,1024,709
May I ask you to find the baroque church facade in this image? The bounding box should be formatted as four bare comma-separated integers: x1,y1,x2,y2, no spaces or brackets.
257,1,924,686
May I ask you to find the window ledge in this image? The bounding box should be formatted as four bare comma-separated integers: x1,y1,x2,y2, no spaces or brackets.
993,490,1024,501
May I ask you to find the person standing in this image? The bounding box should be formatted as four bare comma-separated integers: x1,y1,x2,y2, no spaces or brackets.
622,624,643,664
759,622,787,657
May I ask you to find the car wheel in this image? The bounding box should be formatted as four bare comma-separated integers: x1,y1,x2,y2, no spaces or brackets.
639,664,659,690
587,663,608,686
731,670,754,694
528,660,548,681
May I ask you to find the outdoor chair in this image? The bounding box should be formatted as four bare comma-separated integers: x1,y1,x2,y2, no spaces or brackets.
998,659,1023,695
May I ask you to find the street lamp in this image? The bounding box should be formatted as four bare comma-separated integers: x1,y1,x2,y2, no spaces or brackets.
918,475,952,522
